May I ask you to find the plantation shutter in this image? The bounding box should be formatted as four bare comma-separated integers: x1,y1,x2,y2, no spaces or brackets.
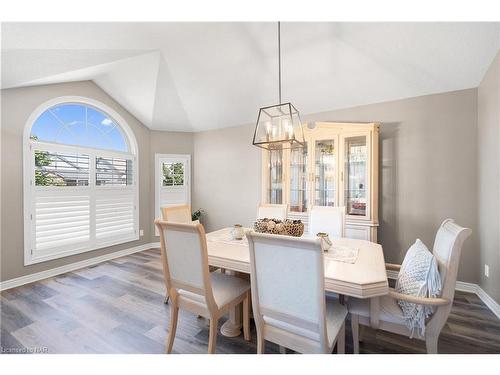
35,192,91,253
29,145,138,263
96,189,136,240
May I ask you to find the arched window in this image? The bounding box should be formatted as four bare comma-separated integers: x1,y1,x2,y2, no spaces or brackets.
30,103,129,152
24,97,139,265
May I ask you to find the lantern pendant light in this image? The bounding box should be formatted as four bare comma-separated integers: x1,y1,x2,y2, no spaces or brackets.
252,22,305,150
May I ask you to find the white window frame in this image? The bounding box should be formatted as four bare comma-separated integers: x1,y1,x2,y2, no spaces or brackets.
23,96,139,265
154,153,191,235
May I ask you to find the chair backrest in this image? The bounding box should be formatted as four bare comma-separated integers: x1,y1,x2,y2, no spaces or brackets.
161,205,192,223
247,231,328,348
309,206,345,238
257,204,288,220
432,219,472,302
154,220,215,307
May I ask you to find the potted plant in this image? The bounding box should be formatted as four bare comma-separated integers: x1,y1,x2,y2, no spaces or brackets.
192,209,204,222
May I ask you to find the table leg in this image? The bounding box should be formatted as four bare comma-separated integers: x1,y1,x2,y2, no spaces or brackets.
220,270,243,337
370,297,380,329
220,302,242,337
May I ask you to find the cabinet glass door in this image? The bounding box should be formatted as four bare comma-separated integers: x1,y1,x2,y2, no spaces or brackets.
289,143,308,212
268,149,283,204
344,135,367,216
314,139,337,206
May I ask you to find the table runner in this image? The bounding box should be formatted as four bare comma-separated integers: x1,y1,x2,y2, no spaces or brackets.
206,227,249,246
327,245,359,264
207,227,359,263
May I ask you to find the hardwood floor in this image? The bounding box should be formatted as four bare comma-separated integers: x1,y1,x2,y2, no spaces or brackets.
1,248,500,354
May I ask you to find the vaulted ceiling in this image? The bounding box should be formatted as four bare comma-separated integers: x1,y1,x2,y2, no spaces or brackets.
2,22,499,132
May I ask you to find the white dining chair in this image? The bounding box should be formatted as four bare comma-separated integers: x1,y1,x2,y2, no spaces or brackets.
160,204,199,304
309,206,345,238
161,204,198,224
246,231,348,354
348,219,471,354
155,220,251,354
257,204,288,220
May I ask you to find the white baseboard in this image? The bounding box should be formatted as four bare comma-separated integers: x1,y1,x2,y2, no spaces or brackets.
0,242,155,291
385,270,500,319
455,280,478,294
2,245,500,320
476,285,500,319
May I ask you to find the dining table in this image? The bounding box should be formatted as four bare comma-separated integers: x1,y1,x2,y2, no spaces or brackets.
205,227,389,337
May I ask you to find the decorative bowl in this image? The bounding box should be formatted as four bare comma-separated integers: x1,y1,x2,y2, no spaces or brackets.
253,218,304,237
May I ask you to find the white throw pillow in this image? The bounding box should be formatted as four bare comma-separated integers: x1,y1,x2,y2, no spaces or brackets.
395,239,442,338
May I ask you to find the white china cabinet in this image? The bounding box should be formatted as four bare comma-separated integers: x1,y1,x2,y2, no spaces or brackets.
261,122,379,242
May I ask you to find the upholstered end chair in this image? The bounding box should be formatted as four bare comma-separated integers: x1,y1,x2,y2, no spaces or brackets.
348,219,471,354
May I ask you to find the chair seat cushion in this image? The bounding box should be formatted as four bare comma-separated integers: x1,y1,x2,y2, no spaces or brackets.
263,297,347,345
210,272,250,308
178,272,250,309
348,295,406,325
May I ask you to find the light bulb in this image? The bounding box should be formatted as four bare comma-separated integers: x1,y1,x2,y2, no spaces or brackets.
265,121,272,134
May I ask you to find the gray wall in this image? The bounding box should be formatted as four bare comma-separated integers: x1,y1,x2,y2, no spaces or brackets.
478,51,500,303
193,89,479,283
193,124,262,231
0,81,193,282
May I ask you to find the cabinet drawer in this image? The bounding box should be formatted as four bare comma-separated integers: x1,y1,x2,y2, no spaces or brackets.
345,225,372,241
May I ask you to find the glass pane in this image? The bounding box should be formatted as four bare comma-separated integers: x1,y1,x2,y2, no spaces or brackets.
30,104,129,152
268,149,283,204
314,139,336,206
87,107,128,152
30,111,61,143
162,162,184,187
289,142,308,212
34,150,89,186
345,136,367,216
52,103,86,125
96,157,133,186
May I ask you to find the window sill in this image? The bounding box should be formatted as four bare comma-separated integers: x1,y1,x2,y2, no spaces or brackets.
25,234,140,266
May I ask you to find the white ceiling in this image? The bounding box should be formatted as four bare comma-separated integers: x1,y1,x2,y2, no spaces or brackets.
2,22,499,132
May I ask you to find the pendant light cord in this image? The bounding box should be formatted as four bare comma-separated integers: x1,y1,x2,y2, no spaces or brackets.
278,21,282,105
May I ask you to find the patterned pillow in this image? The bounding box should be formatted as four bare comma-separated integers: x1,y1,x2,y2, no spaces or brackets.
395,239,442,338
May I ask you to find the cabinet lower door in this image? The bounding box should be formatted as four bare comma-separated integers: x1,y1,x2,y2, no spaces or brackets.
344,223,377,242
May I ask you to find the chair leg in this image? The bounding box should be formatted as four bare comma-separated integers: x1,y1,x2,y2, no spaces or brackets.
257,334,265,354
359,325,365,342
208,318,219,354
351,314,359,354
166,304,179,353
425,333,439,354
279,345,286,354
164,294,170,304
243,293,251,341
337,322,345,354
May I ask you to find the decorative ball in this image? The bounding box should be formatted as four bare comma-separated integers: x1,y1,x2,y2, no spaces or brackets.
267,221,276,230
